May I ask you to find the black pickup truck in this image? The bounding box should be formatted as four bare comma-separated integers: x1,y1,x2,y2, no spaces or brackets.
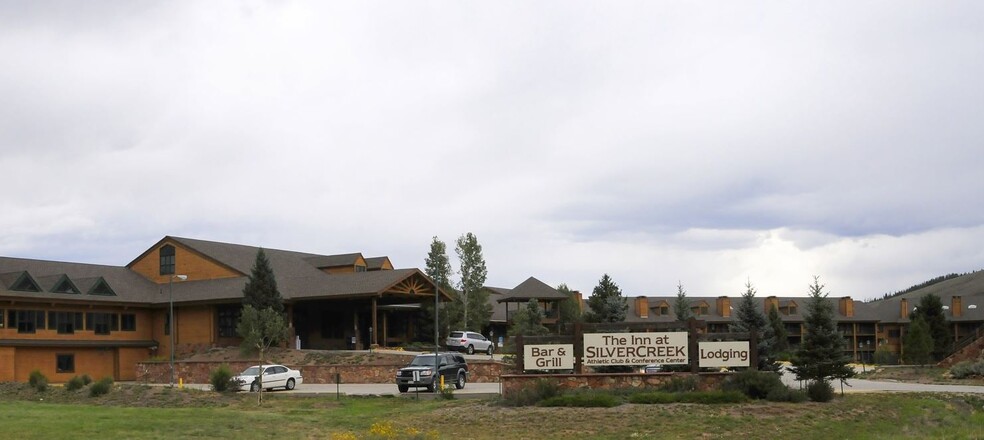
395,353,468,392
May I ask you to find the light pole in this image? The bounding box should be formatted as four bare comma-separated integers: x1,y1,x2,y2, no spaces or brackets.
168,274,187,387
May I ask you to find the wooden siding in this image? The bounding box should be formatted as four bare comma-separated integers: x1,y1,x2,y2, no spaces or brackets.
176,306,214,349
13,347,116,383
0,304,155,342
0,347,13,381
130,241,241,283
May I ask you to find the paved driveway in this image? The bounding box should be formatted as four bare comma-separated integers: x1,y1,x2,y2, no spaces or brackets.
780,366,984,394
178,382,502,397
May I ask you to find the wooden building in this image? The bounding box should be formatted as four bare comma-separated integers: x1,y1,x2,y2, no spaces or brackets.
0,236,447,382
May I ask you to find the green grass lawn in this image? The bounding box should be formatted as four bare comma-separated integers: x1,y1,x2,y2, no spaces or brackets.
1,387,982,439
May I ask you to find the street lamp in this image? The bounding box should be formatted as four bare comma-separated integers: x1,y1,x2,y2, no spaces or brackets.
168,274,187,387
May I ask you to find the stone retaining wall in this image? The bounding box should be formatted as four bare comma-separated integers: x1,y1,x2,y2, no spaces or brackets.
500,372,730,397
136,360,506,384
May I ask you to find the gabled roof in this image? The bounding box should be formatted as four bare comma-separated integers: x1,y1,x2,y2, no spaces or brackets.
1,271,42,292
365,256,392,270
0,257,159,304
496,277,568,303
305,253,365,269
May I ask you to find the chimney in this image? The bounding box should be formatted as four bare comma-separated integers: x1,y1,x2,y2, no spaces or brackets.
839,297,854,318
636,296,649,319
765,296,778,314
952,296,962,318
717,296,731,318
900,298,909,319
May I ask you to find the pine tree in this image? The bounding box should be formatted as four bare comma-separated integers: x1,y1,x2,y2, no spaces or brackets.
902,315,933,365
586,274,627,323
673,281,692,322
455,233,489,330
242,248,284,313
510,299,550,336
730,281,777,371
910,294,951,361
790,276,855,383
421,237,457,339
768,304,789,354
556,283,583,326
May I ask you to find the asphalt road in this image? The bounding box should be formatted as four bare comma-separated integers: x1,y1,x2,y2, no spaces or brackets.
177,382,502,397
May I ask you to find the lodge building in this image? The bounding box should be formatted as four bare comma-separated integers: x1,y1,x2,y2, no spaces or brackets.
2,235,982,383
0,236,447,383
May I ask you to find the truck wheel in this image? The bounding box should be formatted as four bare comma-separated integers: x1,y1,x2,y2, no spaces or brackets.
398,385,408,393
455,373,466,390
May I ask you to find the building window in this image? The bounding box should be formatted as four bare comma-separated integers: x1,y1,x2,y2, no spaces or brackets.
0,309,4,329
164,310,171,336
11,310,44,334
121,314,137,331
56,354,75,373
160,245,176,275
657,306,669,316
355,265,367,272
86,312,118,335
48,312,83,334
217,305,240,338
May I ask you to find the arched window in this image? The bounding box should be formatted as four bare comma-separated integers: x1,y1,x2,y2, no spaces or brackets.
160,245,175,275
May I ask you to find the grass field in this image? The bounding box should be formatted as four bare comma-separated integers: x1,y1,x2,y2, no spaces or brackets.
1,384,982,439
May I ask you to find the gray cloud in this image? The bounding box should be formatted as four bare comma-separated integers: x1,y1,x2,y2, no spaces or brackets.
2,1,983,300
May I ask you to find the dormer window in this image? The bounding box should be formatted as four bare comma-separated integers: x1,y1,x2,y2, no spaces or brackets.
160,245,175,275
52,277,80,294
88,278,117,296
355,265,367,273
10,273,41,292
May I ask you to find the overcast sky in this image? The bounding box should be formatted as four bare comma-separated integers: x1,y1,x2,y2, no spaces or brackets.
2,1,983,300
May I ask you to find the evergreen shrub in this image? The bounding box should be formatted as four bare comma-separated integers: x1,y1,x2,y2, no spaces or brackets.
89,377,114,397
28,370,48,392
65,376,85,391
949,360,984,379
722,370,785,399
209,365,241,392
807,380,834,402
539,392,620,407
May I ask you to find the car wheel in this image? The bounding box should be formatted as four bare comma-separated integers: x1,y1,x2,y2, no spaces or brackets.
455,373,466,390
286,378,295,390
250,382,259,392
426,380,435,392
398,385,409,393
467,345,475,355
486,345,494,355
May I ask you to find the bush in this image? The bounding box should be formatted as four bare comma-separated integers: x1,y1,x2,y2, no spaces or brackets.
722,370,785,399
28,370,48,392
658,376,697,393
89,377,114,397
628,391,748,405
80,374,92,385
501,379,562,407
629,392,677,404
676,391,747,404
950,360,984,379
539,392,621,407
765,386,808,403
807,380,834,402
65,376,85,392
438,384,455,400
209,365,241,393
873,346,899,365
